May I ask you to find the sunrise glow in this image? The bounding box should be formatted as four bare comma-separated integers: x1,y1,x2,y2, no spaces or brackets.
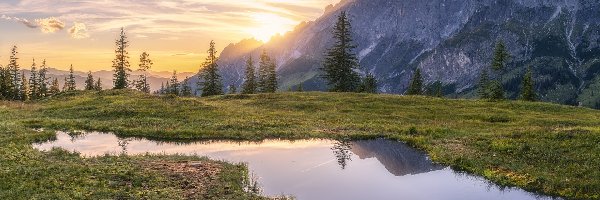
0,0,339,72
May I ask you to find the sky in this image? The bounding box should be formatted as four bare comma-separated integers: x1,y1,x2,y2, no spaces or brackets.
0,0,339,73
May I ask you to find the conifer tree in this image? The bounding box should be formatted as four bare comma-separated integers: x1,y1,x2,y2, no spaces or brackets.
38,59,49,97
198,40,223,96
29,59,39,100
241,56,257,94
433,81,443,98
0,65,5,99
180,77,192,97
478,69,490,99
168,71,179,96
296,83,304,92
165,81,171,95
94,78,102,91
85,71,95,90
228,84,237,94
65,65,77,91
321,11,360,92
49,78,60,95
257,50,277,93
19,72,30,101
406,68,423,95
520,67,536,101
492,40,510,71
359,73,378,93
136,52,152,93
489,40,510,100
112,28,131,89
8,46,20,100
159,82,165,94
62,77,68,91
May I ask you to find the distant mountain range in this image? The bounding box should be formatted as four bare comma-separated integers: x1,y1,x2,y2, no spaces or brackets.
19,68,196,92
192,0,600,108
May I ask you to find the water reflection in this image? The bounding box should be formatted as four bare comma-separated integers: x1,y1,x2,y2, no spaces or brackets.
33,131,559,200
331,140,352,169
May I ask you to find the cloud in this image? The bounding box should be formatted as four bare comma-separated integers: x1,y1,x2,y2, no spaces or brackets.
68,22,90,39
35,17,65,33
1,15,65,33
1,14,37,28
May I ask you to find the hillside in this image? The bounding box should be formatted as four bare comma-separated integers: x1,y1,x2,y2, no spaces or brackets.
1,90,594,199
204,0,600,108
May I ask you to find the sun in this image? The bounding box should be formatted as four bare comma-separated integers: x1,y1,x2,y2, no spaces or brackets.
246,13,296,42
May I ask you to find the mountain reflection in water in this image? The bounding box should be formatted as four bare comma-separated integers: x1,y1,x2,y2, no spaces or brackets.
33,132,558,200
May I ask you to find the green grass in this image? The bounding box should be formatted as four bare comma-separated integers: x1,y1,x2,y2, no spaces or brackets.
3,89,600,199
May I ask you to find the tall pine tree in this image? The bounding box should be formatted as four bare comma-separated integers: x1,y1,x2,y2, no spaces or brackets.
359,73,378,93
49,78,60,95
198,40,223,96
65,65,77,91
241,56,257,94
136,52,152,93
489,40,510,100
112,28,131,89
38,59,49,97
180,77,192,97
85,71,95,90
257,50,277,93
478,69,490,99
520,67,536,101
0,65,5,99
321,11,360,92
8,46,20,100
94,78,102,91
19,72,30,101
168,71,179,96
29,59,40,100
406,68,423,95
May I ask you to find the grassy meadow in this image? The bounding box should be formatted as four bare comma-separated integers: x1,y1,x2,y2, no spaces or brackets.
2,89,600,199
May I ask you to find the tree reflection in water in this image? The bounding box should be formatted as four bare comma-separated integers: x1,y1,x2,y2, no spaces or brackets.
331,140,353,169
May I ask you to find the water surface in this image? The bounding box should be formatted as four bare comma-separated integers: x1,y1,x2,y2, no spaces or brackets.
34,131,558,200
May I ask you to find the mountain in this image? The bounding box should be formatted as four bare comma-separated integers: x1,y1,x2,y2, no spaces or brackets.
207,0,600,108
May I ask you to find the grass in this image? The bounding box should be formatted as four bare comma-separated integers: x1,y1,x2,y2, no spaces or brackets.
3,89,600,199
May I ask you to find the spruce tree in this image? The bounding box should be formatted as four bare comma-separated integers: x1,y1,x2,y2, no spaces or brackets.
62,77,68,91
228,84,237,94
257,50,277,93
489,40,510,100
520,67,536,101
85,71,95,90
136,52,152,93
198,40,223,96
160,82,165,95
321,11,361,92
297,83,304,92
168,71,179,96
180,77,192,97
241,56,257,94
359,73,378,93
406,68,424,95
0,65,4,99
65,65,77,91
94,78,102,91
478,69,490,99
112,28,131,89
433,81,443,98
29,59,39,100
49,78,60,95
8,46,20,100
19,72,30,101
492,40,510,71
38,59,49,97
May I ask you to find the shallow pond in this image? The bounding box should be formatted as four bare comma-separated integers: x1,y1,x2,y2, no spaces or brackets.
34,131,558,200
